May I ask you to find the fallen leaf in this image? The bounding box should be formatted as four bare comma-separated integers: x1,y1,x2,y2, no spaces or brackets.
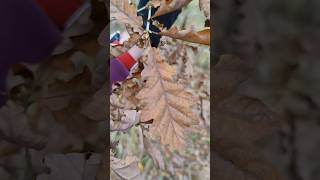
111,155,142,180
213,139,283,180
213,95,279,144
37,153,101,180
159,26,211,45
38,66,92,112
213,55,252,104
81,85,107,121
0,101,47,149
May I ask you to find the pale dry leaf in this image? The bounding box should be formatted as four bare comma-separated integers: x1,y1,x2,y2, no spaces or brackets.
0,101,47,149
153,0,192,18
137,48,199,150
159,26,211,45
37,153,101,180
213,95,279,144
143,136,165,169
110,0,143,32
111,155,142,180
111,110,140,132
81,85,107,121
199,0,210,19
213,55,252,104
213,139,283,180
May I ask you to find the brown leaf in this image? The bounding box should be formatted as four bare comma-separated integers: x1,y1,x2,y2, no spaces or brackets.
159,26,211,45
152,0,192,18
199,0,210,19
213,95,279,144
111,155,142,180
33,107,84,153
110,0,143,32
38,66,92,112
137,48,199,150
213,55,252,104
213,139,283,180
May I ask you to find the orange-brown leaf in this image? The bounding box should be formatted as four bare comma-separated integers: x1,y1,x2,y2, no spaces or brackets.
159,26,211,45
137,48,199,150
152,0,192,17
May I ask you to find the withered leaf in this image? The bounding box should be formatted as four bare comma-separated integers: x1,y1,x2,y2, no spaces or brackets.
111,155,142,180
152,0,192,18
37,153,101,180
213,139,283,180
137,48,199,150
213,55,252,104
81,85,107,121
0,101,47,149
213,95,279,144
111,110,140,132
159,26,211,45
39,66,92,112
110,0,143,32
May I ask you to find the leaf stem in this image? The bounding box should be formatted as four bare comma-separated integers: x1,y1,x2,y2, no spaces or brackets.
137,5,147,13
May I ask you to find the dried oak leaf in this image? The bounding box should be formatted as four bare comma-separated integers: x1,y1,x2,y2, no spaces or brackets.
0,101,47,149
81,84,107,121
37,153,101,180
137,48,199,150
159,26,211,45
111,155,142,180
152,0,192,18
213,139,283,180
199,0,210,19
213,95,279,144
110,0,143,31
213,55,252,104
111,110,140,132
38,66,92,112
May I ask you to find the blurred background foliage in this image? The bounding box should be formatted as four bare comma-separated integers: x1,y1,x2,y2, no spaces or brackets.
214,0,320,179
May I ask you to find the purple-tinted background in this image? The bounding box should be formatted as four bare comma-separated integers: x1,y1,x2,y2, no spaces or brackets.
0,0,62,105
